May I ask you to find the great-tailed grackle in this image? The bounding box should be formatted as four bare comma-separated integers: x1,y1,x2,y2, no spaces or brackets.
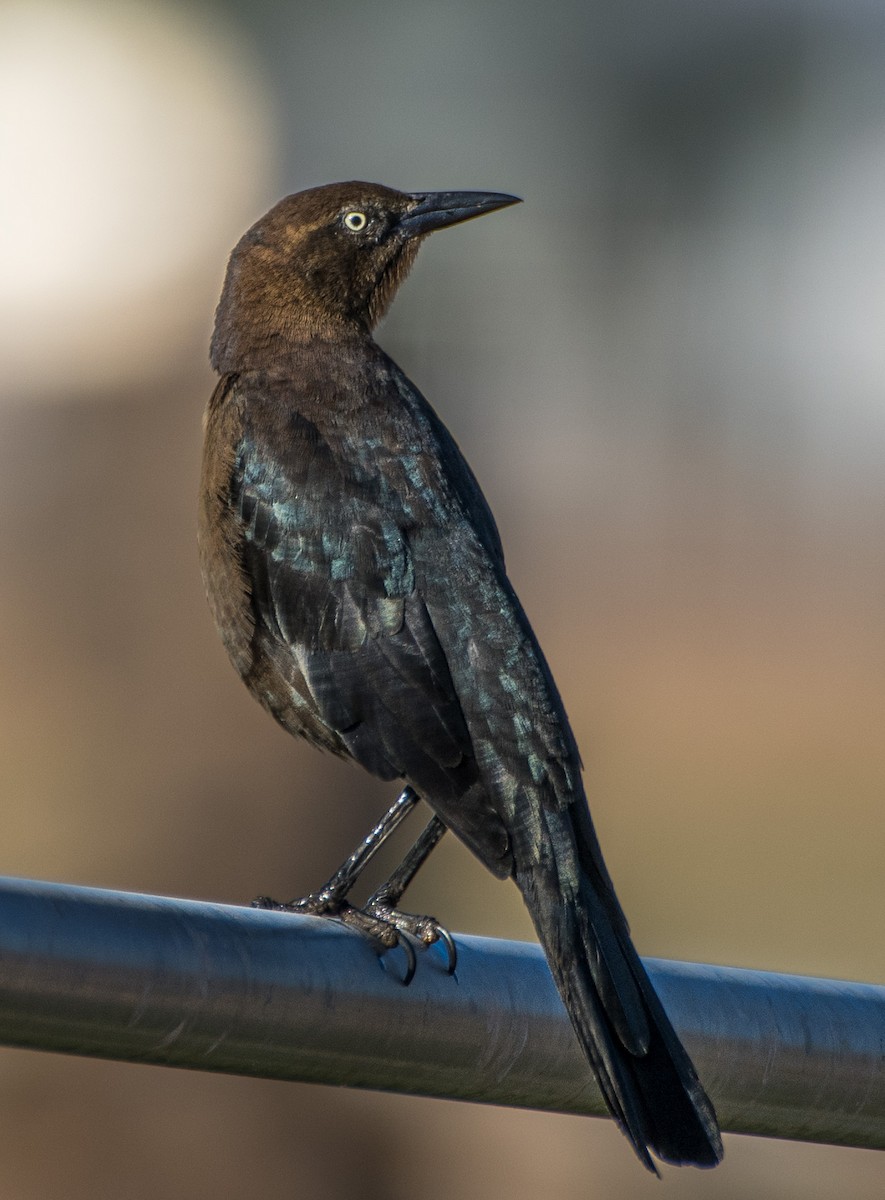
199,181,723,1172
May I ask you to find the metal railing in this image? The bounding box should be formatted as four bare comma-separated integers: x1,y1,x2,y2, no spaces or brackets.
0,874,882,1149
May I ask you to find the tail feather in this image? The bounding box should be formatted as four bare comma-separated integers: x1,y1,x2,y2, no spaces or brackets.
515,807,723,1172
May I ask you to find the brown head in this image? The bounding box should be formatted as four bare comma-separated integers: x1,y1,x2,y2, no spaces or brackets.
210,181,520,373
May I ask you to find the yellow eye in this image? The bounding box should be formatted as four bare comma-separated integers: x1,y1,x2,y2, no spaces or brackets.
343,211,368,232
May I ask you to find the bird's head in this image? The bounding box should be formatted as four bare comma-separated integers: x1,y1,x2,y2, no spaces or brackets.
211,181,520,371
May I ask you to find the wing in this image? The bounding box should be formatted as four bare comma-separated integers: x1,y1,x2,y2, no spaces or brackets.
228,386,512,875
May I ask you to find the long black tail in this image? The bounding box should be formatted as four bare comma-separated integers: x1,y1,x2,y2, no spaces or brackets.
514,802,723,1173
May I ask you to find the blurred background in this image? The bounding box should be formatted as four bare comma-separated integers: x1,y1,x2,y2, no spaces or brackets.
1,0,884,1195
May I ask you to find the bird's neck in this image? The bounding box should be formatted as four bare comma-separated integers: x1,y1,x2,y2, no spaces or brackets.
211,300,375,376
210,244,381,375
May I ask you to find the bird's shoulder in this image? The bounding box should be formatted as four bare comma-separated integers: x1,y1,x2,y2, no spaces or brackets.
214,347,504,560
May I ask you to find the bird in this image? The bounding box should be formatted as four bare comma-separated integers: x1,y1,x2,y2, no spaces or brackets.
199,180,723,1172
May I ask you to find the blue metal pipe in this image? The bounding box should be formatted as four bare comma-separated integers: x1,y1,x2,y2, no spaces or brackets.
0,875,881,1149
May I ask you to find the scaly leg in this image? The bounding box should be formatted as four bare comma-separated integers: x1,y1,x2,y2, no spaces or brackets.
364,816,457,980
253,786,419,935
253,789,454,982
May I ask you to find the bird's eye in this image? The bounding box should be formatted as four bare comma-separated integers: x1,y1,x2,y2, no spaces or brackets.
343,211,368,232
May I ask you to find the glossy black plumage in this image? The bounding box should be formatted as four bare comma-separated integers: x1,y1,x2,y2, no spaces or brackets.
199,181,722,1171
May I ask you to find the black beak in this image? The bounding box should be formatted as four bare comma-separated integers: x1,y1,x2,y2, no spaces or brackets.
397,190,521,239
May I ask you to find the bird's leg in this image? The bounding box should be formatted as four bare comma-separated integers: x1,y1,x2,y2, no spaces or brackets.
253,789,454,981
364,815,457,975
369,815,448,906
252,786,419,922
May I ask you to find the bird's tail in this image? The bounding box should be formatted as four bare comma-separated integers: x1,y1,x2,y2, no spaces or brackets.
513,802,723,1173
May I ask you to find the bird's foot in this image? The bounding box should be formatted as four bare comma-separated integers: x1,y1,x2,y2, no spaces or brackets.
252,888,348,919
251,890,455,983
252,891,424,982
363,898,457,976
252,890,395,942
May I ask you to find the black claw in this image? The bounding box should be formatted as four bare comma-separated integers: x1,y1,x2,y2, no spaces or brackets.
397,932,417,986
436,925,457,974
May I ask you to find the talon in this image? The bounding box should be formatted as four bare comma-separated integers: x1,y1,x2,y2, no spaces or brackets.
397,932,417,986
436,925,457,973
252,895,283,910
